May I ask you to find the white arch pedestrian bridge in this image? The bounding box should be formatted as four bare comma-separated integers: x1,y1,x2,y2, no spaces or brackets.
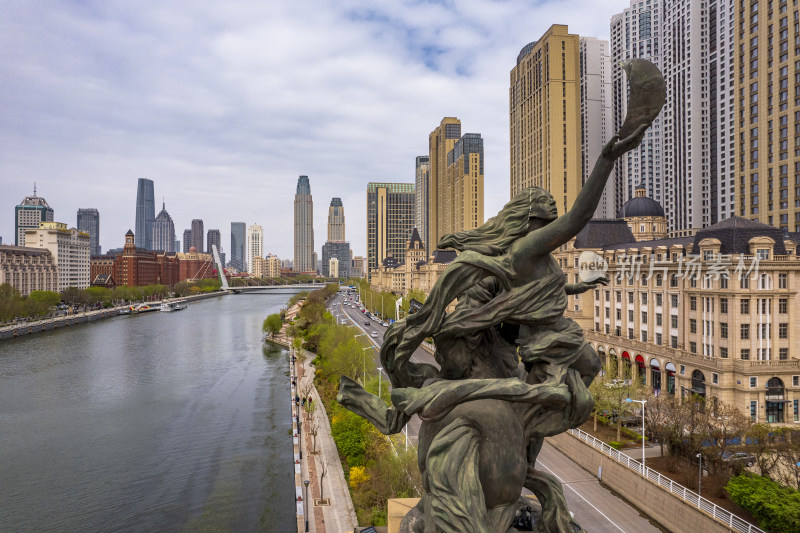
210,245,328,294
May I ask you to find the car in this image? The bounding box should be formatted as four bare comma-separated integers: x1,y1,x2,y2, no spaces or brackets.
720,451,756,467
371,332,378,338
382,322,388,327
364,321,370,326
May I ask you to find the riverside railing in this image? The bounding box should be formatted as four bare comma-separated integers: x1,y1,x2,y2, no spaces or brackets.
566,427,765,533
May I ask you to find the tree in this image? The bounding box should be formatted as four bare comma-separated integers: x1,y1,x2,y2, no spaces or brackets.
589,358,647,441
726,474,800,533
262,313,282,338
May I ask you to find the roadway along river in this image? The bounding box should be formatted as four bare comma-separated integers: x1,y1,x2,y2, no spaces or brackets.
0,293,300,532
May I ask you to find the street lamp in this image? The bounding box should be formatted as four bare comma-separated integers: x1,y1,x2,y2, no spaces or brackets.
625,398,647,470
303,479,310,531
697,453,703,496
377,366,383,399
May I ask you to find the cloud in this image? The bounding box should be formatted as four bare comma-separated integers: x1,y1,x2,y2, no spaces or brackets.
0,0,633,260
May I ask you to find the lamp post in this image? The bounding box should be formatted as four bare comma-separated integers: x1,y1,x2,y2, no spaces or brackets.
697,453,703,496
625,398,647,470
303,479,310,531
362,346,373,384
377,366,383,399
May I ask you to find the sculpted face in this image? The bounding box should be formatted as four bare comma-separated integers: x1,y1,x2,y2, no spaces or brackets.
529,191,558,224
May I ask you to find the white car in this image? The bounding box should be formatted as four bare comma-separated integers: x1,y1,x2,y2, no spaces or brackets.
371,332,378,338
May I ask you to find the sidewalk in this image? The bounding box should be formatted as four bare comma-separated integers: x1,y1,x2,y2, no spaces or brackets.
291,347,357,533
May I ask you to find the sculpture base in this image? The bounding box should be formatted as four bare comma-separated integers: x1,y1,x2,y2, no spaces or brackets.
387,496,585,533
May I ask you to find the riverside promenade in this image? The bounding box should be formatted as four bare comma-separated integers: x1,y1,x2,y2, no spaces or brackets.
272,302,358,533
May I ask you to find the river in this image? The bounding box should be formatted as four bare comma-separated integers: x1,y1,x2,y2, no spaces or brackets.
0,293,299,532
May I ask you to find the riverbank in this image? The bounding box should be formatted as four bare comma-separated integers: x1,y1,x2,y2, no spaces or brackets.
0,290,227,341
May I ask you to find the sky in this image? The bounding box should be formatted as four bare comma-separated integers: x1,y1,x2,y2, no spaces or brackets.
1,0,633,260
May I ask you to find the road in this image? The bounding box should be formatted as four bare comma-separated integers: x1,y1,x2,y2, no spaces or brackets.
328,291,665,532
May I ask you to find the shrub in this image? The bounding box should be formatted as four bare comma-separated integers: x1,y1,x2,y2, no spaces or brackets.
609,441,623,449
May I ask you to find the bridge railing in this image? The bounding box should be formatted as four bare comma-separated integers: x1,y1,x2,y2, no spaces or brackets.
565,428,764,533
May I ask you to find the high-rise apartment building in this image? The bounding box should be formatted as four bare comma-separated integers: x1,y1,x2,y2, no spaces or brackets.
230,222,246,271
736,0,800,231
294,176,315,272
510,25,582,214
660,0,735,232
247,223,263,275
190,219,204,253
446,133,484,234
352,256,366,278
366,182,415,277
135,178,155,250
15,187,54,246
327,198,346,242
322,241,351,279
182,230,191,253
76,208,101,256
579,37,615,219
25,222,90,291
427,119,484,247
152,202,175,252
206,229,221,257
414,156,431,251
610,2,665,217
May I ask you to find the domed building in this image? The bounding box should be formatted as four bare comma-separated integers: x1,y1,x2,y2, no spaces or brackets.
618,185,667,241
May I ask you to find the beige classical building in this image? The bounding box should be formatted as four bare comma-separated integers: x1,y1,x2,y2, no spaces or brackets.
265,254,281,278
251,256,266,278
351,256,365,278
556,191,800,425
370,228,456,296
510,24,582,214
24,222,90,291
0,245,58,295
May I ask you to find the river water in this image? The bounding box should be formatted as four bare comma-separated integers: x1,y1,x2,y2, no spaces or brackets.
0,293,298,532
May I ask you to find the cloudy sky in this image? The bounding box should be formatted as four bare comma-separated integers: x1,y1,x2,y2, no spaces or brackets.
1,0,632,260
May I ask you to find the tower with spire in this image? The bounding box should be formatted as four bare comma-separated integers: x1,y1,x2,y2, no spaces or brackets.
152,200,176,252
15,185,54,246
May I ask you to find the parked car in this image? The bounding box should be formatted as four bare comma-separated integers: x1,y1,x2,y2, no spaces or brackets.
720,451,756,467
371,332,378,338
381,322,388,327
364,321,370,326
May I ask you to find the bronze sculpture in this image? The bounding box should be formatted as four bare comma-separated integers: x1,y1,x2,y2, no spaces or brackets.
339,59,665,532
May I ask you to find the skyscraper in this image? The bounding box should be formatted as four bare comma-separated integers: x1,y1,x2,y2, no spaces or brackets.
445,133,484,234
207,229,221,256
230,222,246,271
579,37,615,219
415,156,430,252
294,176,314,272
247,223,263,275
610,2,665,218
135,178,155,250
510,25,582,215
736,0,798,230
152,202,175,252
183,229,192,253
322,241,351,279
327,198,346,242
366,182,415,278
191,219,204,253
15,186,54,246
428,118,461,248
77,208,100,255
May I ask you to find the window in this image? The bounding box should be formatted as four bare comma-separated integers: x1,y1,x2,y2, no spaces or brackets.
751,401,758,423
616,291,621,302
742,348,751,360
680,365,685,375
780,298,788,313
616,309,622,320
690,319,697,333
671,335,678,348
690,341,697,353
641,330,648,342
628,310,634,321
742,324,751,339
690,297,697,310
605,290,610,301
656,293,662,306
721,298,729,313
671,294,679,307
605,307,610,318
671,315,678,328
780,348,789,360
720,347,729,358
793,376,799,387
721,322,728,338
780,323,788,338
757,248,770,259
671,274,679,287
642,311,648,323
641,293,648,305
779,273,788,288
750,376,758,388
741,299,751,313
628,292,634,304
656,332,662,345
712,373,719,385
595,305,600,316
742,276,750,289
721,276,729,289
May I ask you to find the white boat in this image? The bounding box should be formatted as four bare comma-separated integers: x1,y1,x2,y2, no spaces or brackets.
160,300,187,312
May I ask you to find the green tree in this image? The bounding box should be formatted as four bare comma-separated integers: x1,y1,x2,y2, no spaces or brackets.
589,358,647,441
262,313,283,338
726,474,800,533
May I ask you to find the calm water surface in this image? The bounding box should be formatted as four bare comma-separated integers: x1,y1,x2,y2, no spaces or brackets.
0,293,298,532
